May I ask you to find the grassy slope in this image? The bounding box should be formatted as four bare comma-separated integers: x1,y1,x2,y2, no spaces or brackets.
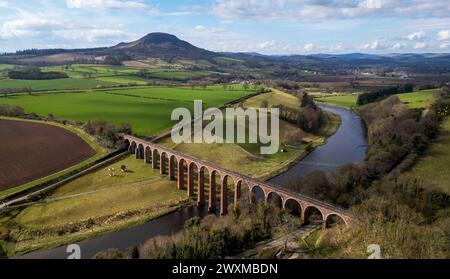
397,89,437,109
404,117,450,194
1,155,188,255
0,117,107,199
315,89,438,110
0,87,251,136
244,87,299,110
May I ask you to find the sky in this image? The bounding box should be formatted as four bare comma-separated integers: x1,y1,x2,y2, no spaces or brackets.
0,0,450,54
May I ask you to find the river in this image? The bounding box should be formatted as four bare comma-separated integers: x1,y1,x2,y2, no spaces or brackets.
18,105,367,259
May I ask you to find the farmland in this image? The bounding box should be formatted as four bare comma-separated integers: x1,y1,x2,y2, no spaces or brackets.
0,155,189,255
0,78,114,92
314,88,438,109
0,86,255,136
0,119,96,191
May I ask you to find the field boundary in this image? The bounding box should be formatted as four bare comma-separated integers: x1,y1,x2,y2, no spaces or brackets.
0,150,128,209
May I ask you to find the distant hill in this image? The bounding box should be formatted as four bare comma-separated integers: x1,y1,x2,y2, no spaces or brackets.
1,32,450,74
109,32,217,61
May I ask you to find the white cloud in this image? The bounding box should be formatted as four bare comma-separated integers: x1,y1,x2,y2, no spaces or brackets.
194,25,225,34
401,30,426,41
414,42,427,49
361,39,381,50
392,42,402,50
66,0,146,9
0,18,63,39
440,42,450,49
0,1,8,8
437,29,450,41
210,0,450,21
54,28,128,43
211,0,284,20
303,43,315,52
259,40,277,50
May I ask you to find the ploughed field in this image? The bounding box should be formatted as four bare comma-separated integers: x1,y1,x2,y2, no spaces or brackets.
0,119,95,190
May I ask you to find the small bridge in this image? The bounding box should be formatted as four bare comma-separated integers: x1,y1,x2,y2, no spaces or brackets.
123,135,356,228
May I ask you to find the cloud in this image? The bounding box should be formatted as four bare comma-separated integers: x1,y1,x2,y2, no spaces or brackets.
211,0,284,20
194,25,225,34
54,28,128,43
303,43,315,52
0,1,8,8
361,39,382,50
392,42,402,50
414,42,427,49
209,0,450,21
437,29,450,41
440,42,450,49
0,18,63,39
66,0,146,9
259,40,277,50
401,31,426,41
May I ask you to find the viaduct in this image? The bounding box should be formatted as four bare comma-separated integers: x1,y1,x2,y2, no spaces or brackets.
123,135,356,228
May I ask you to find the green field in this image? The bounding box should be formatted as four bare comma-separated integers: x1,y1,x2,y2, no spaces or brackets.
405,117,450,194
315,94,359,109
0,78,113,91
244,88,299,110
145,70,211,80
397,89,437,109
0,87,253,136
41,64,141,78
315,89,438,109
94,75,150,85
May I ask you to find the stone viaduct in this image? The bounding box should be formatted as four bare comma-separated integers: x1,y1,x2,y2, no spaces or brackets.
122,135,356,228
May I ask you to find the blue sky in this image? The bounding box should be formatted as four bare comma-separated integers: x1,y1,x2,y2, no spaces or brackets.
0,0,449,54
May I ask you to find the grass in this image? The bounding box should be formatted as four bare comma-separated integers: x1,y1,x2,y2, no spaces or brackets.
0,87,252,136
14,156,186,227
0,117,107,199
315,94,359,109
0,78,113,91
404,117,450,194
0,155,189,256
41,64,140,79
94,75,150,85
397,89,437,109
244,88,299,110
315,89,438,110
145,70,211,80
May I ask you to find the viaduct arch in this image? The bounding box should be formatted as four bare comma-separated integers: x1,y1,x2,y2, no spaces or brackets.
123,135,356,227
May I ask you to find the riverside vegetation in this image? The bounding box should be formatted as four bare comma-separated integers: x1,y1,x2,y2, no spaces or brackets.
296,86,450,258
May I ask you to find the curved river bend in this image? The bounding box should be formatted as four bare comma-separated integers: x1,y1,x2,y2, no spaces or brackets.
18,105,367,259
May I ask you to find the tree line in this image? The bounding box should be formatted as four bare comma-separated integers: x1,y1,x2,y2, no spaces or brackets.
8,67,68,80
356,83,415,105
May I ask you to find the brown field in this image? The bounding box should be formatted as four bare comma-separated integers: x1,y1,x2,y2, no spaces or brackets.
0,119,96,190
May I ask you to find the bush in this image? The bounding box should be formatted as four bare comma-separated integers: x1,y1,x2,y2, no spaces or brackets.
0,104,25,117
